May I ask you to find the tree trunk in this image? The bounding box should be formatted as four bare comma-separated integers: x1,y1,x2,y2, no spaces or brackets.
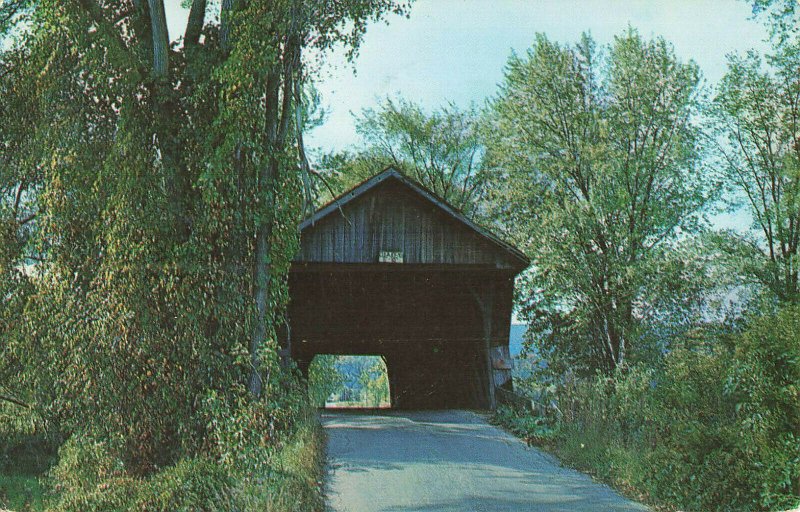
147,0,169,78
248,188,274,396
247,72,281,396
220,0,235,53
184,0,206,50
247,2,302,397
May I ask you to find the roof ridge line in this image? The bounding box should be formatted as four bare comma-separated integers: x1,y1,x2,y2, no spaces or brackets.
299,168,530,268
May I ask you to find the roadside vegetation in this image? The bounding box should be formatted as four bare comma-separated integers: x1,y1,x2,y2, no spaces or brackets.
496,306,800,511
0,0,407,510
316,1,800,509
488,2,800,510
2,0,800,511
309,355,391,408
0,404,52,511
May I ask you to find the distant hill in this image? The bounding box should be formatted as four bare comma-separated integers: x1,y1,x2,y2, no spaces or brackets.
509,324,527,356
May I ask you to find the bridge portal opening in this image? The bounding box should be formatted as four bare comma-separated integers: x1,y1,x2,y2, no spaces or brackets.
308,355,390,409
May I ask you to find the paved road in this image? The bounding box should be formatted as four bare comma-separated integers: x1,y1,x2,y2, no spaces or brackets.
324,410,649,512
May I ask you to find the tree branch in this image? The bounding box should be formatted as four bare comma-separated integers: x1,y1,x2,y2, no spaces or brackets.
18,211,37,225
0,393,29,409
12,179,25,215
76,0,145,76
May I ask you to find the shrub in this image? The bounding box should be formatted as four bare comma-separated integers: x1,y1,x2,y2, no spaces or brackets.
727,306,800,509
46,378,325,512
493,405,556,444
509,307,800,511
49,444,231,512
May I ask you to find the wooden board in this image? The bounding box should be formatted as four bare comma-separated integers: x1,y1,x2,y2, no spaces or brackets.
296,178,522,270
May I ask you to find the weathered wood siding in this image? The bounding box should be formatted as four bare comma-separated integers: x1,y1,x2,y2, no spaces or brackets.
296,180,519,269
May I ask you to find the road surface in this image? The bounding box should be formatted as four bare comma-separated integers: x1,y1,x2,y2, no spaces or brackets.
324,410,649,512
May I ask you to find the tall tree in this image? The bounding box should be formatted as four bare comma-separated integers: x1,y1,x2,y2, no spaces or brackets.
751,0,800,43
0,0,410,473
320,98,485,214
486,30,710,373
712,38,800,304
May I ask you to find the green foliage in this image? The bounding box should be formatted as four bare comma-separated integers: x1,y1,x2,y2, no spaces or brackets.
309,355,391,408
47,386,325,512
711,33,800,304
0,473,44,512
0,403,52,511
486,29,712,374
726,306,800,508
750,0,800,43
359,358,390,408
504,307,800,512
318,98,485,214
491,26,800,506
222,406,326,512
1,0,410,509
308,355,343,407
492,406,555,445
49,443,231,512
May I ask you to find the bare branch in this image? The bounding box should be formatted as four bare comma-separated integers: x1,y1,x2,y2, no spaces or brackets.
19,211,37,225
12,179,25,215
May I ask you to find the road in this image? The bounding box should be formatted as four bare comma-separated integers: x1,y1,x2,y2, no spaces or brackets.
324,410,649,512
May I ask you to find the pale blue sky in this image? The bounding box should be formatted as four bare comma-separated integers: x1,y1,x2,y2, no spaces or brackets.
165,0,770,152
164,0,771,231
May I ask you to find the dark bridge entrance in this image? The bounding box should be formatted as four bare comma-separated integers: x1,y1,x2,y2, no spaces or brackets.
284,169,528,409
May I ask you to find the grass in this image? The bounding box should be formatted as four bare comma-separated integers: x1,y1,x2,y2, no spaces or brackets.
255,413,326,511
0,397,327,512
548,423,658,509
0,414,55,512
0,439,52,512
492,405,667,511
0,473,44,511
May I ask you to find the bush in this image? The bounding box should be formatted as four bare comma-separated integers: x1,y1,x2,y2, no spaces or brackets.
49,443,231,512
506,306,800,512
492,405,556,444
46,379,325,512
727,306,800,509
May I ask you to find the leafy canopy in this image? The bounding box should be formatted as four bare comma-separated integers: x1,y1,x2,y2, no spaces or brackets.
711,25,800,304
486,30,712,373
319,97,485,214
0,0,410,484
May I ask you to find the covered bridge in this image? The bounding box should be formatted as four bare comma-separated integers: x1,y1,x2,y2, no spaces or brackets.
284,168,529,409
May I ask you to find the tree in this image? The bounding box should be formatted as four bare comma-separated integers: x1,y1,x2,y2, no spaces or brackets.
358,357,390,407
319,98,485,214
485,30,711,373
308,354,342,407
0,0,410,476
750,0,800,43
711,24,800,304
0,19,48,415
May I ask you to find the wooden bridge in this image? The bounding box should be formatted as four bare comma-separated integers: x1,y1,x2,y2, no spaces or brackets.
284,168,529,409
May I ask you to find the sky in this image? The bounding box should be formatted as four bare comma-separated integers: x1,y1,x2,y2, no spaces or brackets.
163,0,772,230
